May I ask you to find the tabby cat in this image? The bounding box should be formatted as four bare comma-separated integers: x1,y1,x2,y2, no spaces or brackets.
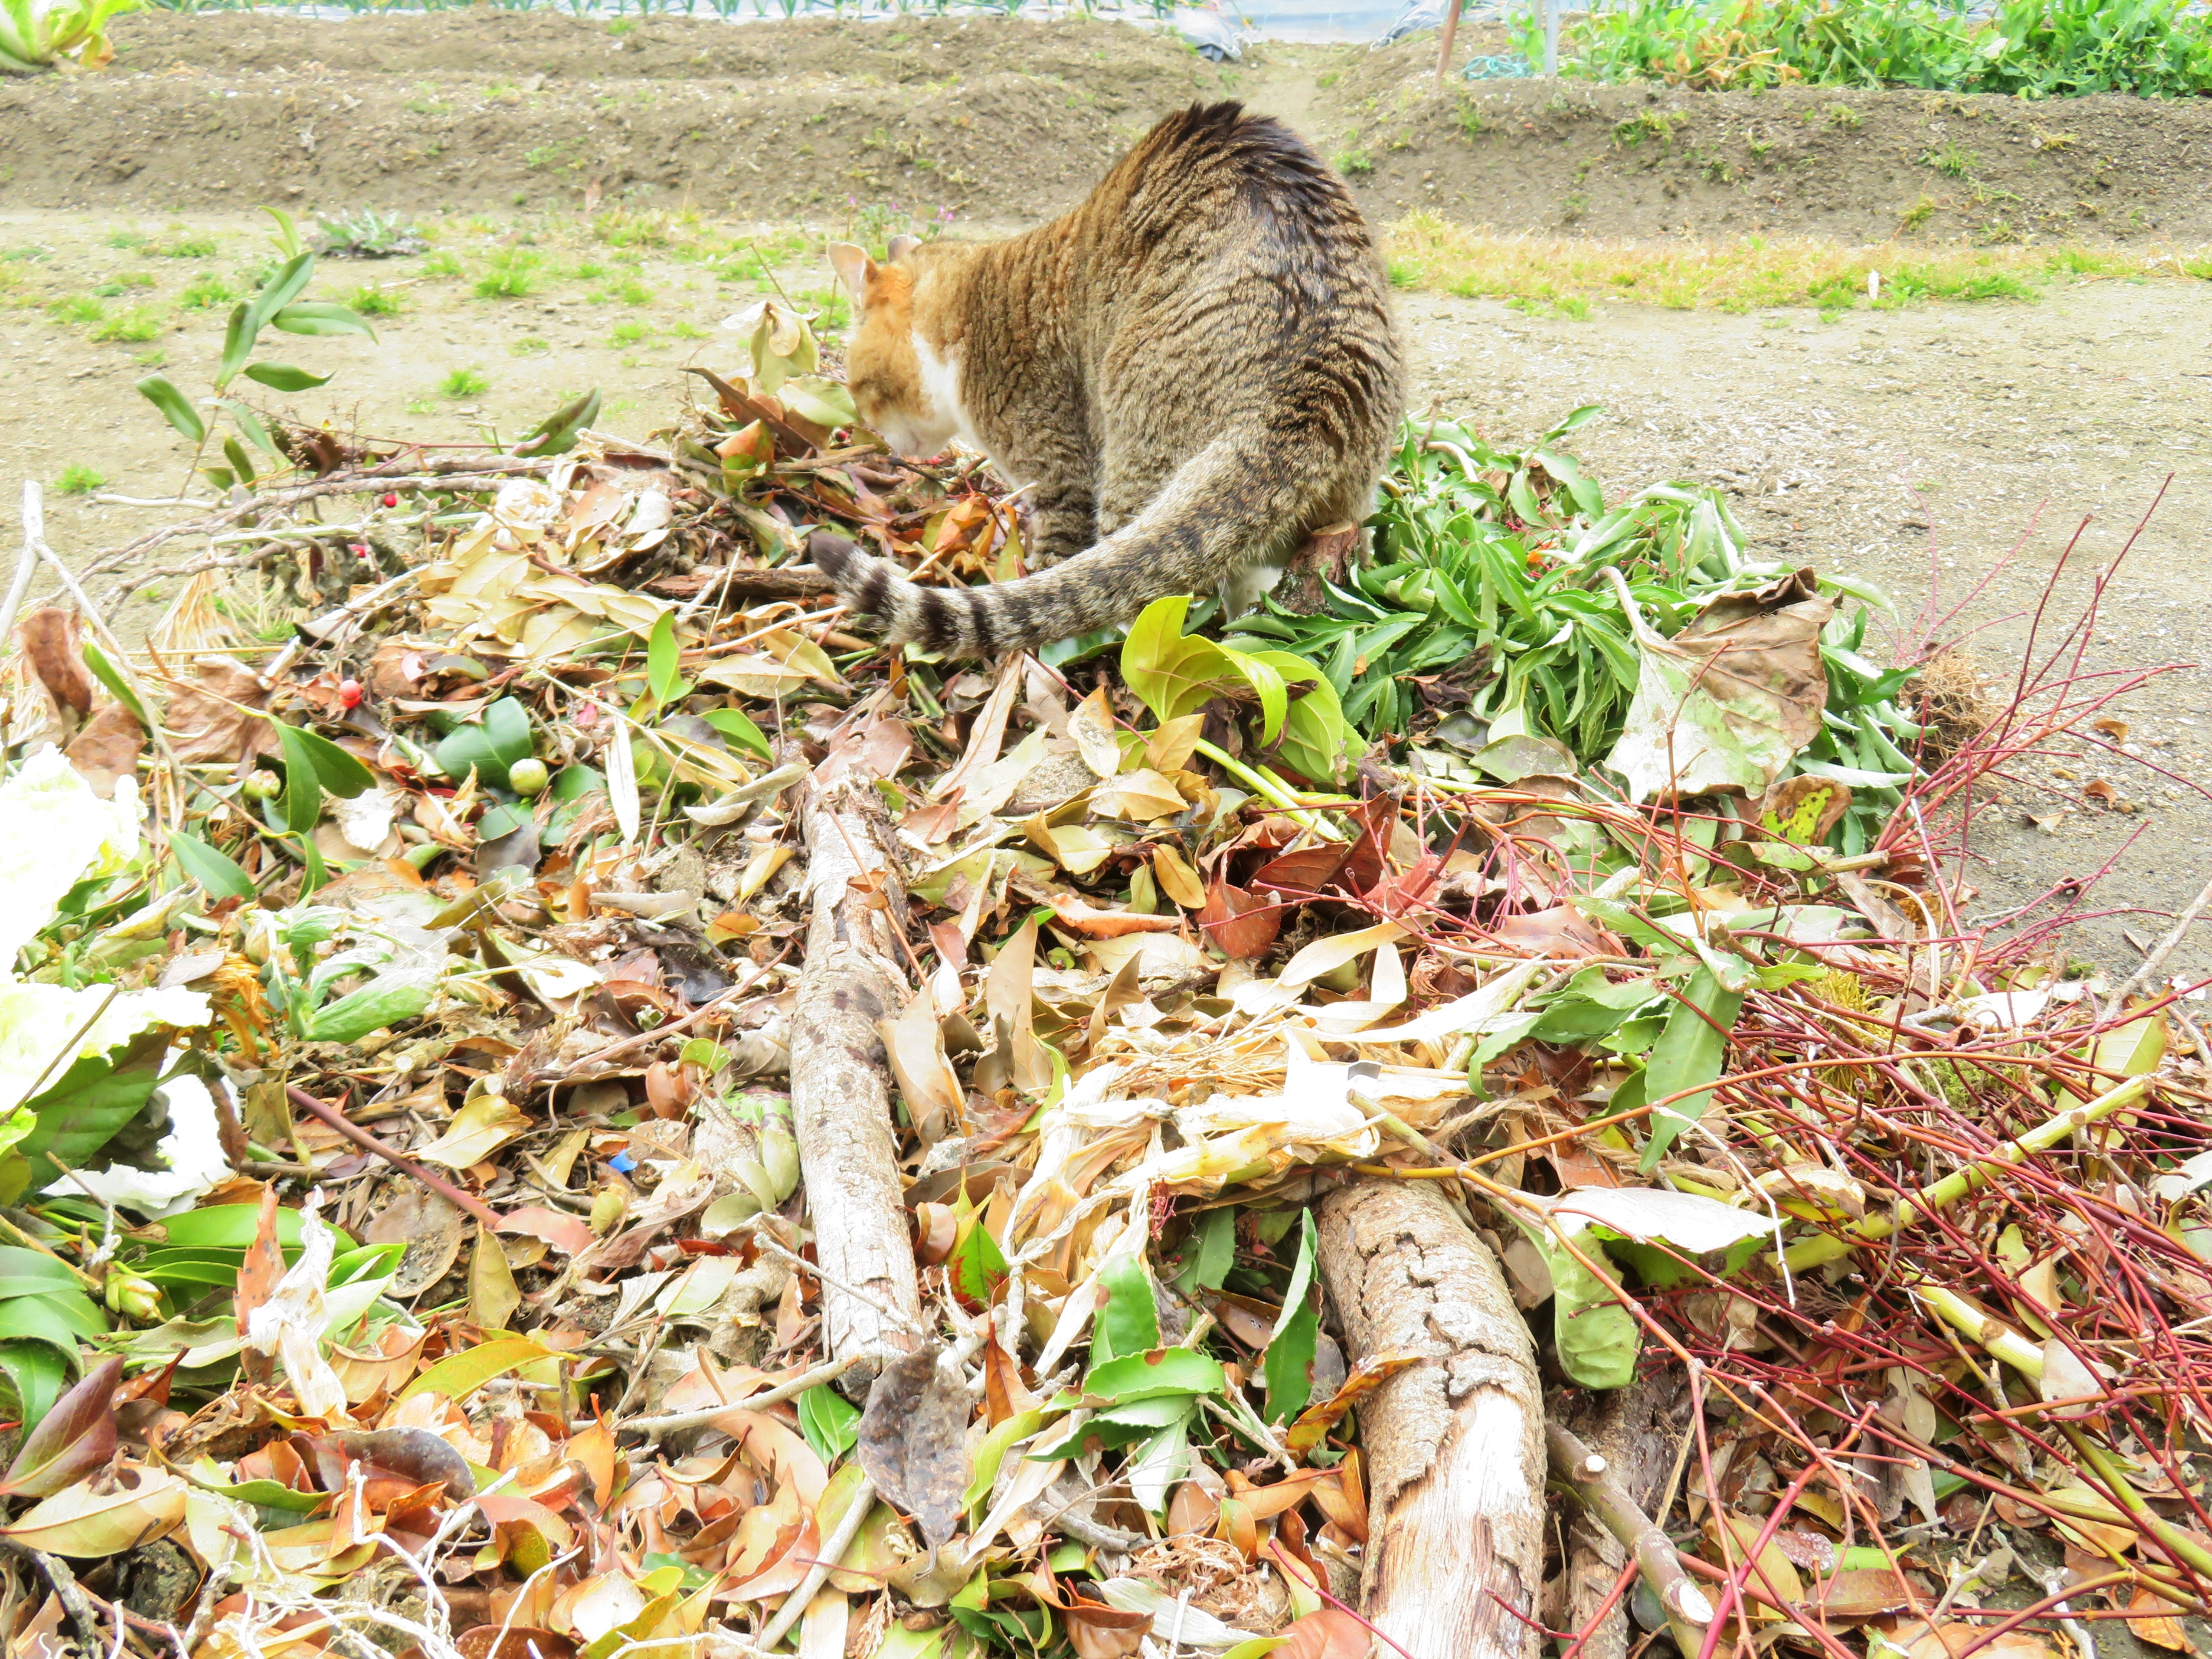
811,99,1403,658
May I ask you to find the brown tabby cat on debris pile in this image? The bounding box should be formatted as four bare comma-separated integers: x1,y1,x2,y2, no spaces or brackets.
809,99,1404,659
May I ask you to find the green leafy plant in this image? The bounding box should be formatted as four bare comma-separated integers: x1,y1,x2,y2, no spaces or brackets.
179,273,236,310
440,366,489,398
90,306,162,343
315,206,425,258
133,207,377,492
54,464,104,495
0,0,138,74
474,248,543,300
346,284,404,317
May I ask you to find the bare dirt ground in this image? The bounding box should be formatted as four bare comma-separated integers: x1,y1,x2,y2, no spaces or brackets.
2,12,2208,978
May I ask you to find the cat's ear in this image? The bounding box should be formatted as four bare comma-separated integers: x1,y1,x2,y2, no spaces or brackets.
827,242,875,308
886,233,920,263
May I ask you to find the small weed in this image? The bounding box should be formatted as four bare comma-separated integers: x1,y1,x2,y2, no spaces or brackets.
154,235,219,259
1456,100,1483,139
572,260,609,280
1823,102,1861,129
55,464,105,495
1318,70,1341,88
1386,256,1423,290
2184,257,2212,281
422,251,464,279
475,249,543,300
615,278,653,306
1921,142,1977,178
511,336,551,355
317,207,424,258
1899,195,1939,231
133,348,166,368
179,272,236,310
671,320,708,340
441,367,489,398
92,307,164,343
611,320,650,346
406,397,437,415
47,296,104,327
346,285,405,317
2033,128,2076,152
1333,149,1375,177
106,230,144,249
1561,191,1590,224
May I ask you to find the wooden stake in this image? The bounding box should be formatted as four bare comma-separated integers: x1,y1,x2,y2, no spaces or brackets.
1436,0,1464,83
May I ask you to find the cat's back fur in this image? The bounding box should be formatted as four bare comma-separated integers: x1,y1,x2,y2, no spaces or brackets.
813,100,1403,657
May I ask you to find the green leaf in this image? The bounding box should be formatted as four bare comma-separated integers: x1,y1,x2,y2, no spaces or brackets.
215,300,258,390
0,1341,71,1436
0,1290,105,1344
181,1458,324,1513
221,435,257,487
0,1250,90,1302
79,639,156,733
434,697,535,791
242,362,333,392
134,374,204,443
1174,1207,1237,1296
948,1215,1007,1308
267,301,378,341
514,389,602,459
1073,1348,1225,1408
1526,1219,1640,1390
273,725,324,836
1637,966,1746,1172
159,1204,318,1252
169,831,256,900
1262,1210,1320,1424
259,205,304,260
962,1408,1047,1518
646,611,684,708
249,252,315,334
223,400,281,461
284,723,374,797
307,979,437,1044
797,1383,862,1465
1094,1255,1159,1366
1121,596,1235,724
12,1030,172,1186
700,706,771,760
397,1336,557,1403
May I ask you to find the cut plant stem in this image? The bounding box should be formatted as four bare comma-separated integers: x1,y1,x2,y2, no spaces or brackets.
1192,737,1346,836
1780,1075,2148,1271
1547,1423,1714,1655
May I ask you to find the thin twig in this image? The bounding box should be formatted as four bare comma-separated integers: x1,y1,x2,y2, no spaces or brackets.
754,1473,877,1651
615,1352,864,1438
283,1085,503,1229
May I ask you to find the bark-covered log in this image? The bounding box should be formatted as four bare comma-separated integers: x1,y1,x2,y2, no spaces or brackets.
1316,1178,1545,1659
789,759,923,1379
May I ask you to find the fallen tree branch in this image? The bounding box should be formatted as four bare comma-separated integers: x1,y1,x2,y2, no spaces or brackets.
284,1085,503,1230
1316,1176,1544,1659
786,743,923,1379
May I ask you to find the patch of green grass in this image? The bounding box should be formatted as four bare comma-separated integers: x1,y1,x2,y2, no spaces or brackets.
1386,256,1423,290
801,287,850,332
346,284,406,317
611,320,650,346
92,271,156,298
440,367,489,398
1,246,48,263
133,348,166,368
406,397,437,415
572,260,609,280
179,272,236,310
153,235,219,259
614,278,652,306
671,320,708,340
511,336,551,355
2185,257,2212,281
1899,195,1939,232
475,249,543,300
105,230,144,250
54,464,106,495
92,307,164,343
46,296,104,327
422,250,465,280
1333,148,1375,178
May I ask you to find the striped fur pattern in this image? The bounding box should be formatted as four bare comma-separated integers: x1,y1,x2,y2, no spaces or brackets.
816,100,1404,658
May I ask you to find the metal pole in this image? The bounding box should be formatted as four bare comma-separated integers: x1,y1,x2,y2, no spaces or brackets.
1544,0,1560,76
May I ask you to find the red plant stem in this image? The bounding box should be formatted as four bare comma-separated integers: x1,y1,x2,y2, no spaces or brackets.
284,1084,504,1230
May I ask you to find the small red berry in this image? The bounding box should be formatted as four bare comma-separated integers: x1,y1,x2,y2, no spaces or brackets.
340,679,363,709
381,493,399,509
349,543,371,561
